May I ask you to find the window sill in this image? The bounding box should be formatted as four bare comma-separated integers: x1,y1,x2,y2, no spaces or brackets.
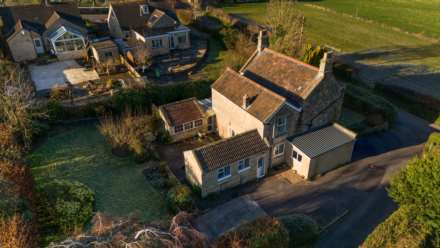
238,167,251,173
273,153,284,158
217,175,231,183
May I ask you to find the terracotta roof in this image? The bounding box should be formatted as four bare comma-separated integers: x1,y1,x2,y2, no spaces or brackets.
0,3,83,36
212,68,285,122
194,130,269,172
289,123,357,158
159,98,205,127
242,48,320,101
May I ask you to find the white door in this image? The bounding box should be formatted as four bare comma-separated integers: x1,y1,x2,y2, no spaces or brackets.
257,157,265,178
292,149,302,172
34,38,44,54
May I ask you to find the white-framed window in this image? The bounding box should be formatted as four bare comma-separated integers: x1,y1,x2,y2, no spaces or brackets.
292,150,302,162
174,125,183,133
151,39,163,49
184,122,193,130
276,116,288,135
177,34,187,44
274,143,285,157
238,158,250,172
217,165,231,181
140,4,149,15
195,119,203,127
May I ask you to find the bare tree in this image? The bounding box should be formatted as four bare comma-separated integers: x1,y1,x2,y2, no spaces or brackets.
266,0,305,57
0,61,37,148
134,41,152,74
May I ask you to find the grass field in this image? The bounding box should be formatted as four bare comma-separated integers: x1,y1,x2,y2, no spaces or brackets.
27,124,169,222
303,0,440,39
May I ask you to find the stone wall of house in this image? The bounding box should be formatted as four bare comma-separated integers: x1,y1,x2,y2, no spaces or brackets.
7,30,38,62
170,31,191,50
183,150,203,187
145,35,171,56
212,89,265,139
301,76,345,131
199,151,269,197
92,46,120,65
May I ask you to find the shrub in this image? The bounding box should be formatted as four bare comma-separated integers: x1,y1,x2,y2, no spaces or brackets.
0,214,37,248
215,217,289,248
344,84,397,125
37,179,95,238
167,184,194,213
279,214,319,247
220,27,240,50
99,110,156,161
176,9,194,26
302,44,325,67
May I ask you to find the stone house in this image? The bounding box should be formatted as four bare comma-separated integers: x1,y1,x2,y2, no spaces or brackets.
107,1,190,57
158,98,216,142
160,37,356,197
183,130,270,197
0,3,88,62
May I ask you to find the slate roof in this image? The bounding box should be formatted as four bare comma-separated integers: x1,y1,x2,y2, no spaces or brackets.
91,39,118,50
289,123,357,158
212,68,285,122
110,2,177,35
194,130,269,172
0,3,83,36
159,98,205,126
241,48,320,101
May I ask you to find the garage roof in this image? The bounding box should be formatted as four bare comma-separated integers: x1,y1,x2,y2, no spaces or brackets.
290,123,357,158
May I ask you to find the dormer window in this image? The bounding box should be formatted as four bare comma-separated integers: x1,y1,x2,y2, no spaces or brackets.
140,5,149,16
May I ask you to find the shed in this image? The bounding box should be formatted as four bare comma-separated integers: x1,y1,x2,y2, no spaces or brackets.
90,39,121,66
288,123,357,179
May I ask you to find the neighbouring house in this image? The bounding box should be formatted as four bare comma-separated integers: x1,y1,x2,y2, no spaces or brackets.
89,39,121,69
183,130,270,197
161,33,356,197
158,97,216,142
0,3,88,62
107,1,190,57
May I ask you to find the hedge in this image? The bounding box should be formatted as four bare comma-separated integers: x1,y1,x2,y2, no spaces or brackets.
344,84,397,124
214,217,290,248
279,214,320,247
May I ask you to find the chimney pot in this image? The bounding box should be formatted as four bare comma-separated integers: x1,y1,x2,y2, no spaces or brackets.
319,51,333,76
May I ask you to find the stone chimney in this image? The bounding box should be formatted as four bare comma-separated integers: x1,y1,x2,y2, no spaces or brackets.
242,94,250,109
318,51,333,77
257,30,268,53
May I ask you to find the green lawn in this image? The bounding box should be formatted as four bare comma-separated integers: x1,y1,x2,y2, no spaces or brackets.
303,0,440,39
221,2,432,52
27,124,169,222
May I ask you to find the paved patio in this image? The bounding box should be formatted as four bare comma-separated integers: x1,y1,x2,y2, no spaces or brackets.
29,60,99,91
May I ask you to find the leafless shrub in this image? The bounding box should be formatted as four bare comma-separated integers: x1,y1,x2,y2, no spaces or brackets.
0,214,36,248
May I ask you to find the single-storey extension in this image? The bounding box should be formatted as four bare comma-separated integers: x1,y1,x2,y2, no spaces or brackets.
183,130,270,197
89,39,121,67
287,123,357,179
158,98,215,142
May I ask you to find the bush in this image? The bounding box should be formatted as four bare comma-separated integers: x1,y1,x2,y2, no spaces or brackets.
344,84,397,125
167,184,194,213
215,217,290,248
176,9,194,26
37,179,95,239
279,214,319,247
99,110,156,161
0,214,37,248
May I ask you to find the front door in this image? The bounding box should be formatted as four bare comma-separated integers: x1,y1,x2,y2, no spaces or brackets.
257,157,265,178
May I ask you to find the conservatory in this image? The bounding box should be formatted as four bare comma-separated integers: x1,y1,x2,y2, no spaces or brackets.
48,26,86,58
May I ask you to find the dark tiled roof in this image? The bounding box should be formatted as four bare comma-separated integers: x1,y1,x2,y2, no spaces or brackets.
91,39,118,50
289,123,357,158
0,3,83,36
212,68,285,122
110,2,177,35
194,130,269,172
242,48,320,101
159,98,205,126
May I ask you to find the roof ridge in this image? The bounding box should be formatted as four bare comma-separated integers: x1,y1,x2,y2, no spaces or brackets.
264,48,319,71
194,129,260,152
